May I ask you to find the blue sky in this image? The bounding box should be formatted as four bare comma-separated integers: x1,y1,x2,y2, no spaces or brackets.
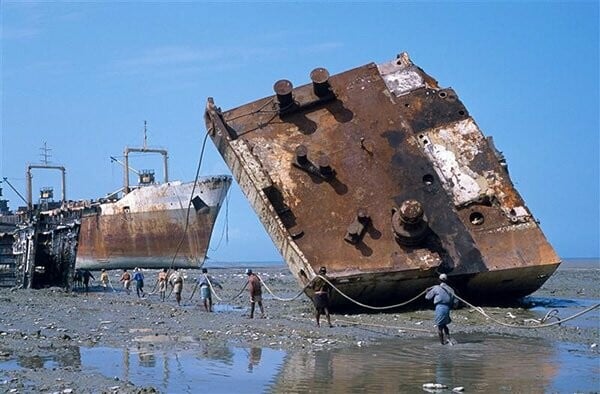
1,1,598,261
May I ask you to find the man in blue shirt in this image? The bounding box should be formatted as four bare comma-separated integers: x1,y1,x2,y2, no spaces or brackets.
133,268,145,298
425,273,456,345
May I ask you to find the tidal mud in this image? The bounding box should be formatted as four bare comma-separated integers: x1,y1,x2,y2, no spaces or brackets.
0,261,598,393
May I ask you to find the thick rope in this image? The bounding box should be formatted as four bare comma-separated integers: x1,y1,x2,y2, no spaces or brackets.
206,276,248,303
205,275,224,301
258,274,314,302
168,131,210,270
454,293,600,329
316,275,428,310
188,283,198,300
136,264,600,330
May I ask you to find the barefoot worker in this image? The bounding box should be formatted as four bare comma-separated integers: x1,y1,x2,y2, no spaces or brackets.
100,269,109,291
425,273,456,345
309,266,333,327
246,269,264,318
157,268,168,302
133,268,145,298
119,269,132,295
197,267,222,312
169,268,184,306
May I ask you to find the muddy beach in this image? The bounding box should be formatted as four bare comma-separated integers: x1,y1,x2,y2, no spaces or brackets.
0,260,598,393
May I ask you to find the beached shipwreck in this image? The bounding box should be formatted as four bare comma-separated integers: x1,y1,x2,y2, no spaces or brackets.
3,145,231,289
204,52,561,308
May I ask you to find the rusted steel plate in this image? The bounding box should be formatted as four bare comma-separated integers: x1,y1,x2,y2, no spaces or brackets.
76,176,231,269
204,53,560,308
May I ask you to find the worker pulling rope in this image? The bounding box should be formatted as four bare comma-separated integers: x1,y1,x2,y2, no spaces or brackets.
145,264,599,331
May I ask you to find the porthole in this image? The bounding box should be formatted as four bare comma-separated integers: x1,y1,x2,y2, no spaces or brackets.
470,212,484,225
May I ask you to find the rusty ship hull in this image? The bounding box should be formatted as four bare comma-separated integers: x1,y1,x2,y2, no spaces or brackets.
76,176,231,270
204,53,561,309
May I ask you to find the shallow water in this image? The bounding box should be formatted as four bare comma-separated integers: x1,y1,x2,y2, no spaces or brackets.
1,333,598,393
1,258,597,392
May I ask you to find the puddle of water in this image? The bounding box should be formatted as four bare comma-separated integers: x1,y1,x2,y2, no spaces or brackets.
522,296,599,329
1,334,597,393
213,304,242,313
269,334,599,393
80,345,284,393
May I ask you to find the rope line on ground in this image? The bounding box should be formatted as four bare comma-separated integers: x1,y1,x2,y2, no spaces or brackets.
454,293,600,329
114,266,599,331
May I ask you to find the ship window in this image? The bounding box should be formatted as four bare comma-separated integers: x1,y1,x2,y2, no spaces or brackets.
458,110,465,116
470,212,484,225
423,174,434,185
192,196,208,212
439,91,447,98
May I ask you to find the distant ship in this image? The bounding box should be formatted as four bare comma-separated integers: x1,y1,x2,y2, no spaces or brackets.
10,136,231,290
204,52,561,309
75,143,231,270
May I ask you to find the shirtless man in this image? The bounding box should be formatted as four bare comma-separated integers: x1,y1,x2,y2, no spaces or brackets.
169,268,184,306
119,269,131,295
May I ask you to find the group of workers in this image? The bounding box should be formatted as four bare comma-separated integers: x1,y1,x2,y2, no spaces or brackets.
84,265,457,344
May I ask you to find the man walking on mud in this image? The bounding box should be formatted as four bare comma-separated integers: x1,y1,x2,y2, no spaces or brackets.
425,273,457,345
133,268,145,298
82,270,94,294
309,266,333,327
169,268,184,306
100,269,110,291
157,268,168,302
246,269,264,318
197,267,221,312
120,269,132,295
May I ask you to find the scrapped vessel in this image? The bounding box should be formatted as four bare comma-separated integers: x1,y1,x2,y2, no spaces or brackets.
204,52,561,308
76,145,231,270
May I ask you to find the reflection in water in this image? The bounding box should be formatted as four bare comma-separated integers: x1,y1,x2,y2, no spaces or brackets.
17,344,80,370
1,333,597,393
247,347,262,372
267,334,597,393
80,345,283,393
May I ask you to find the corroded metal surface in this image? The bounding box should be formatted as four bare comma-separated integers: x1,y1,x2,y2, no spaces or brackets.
204,52,560,308
13,209,80,289
76,176,231,269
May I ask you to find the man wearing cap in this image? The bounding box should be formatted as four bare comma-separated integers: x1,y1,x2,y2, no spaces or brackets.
309,267,333,327
425,273,456,345
246,269,264,318
197,267,222,312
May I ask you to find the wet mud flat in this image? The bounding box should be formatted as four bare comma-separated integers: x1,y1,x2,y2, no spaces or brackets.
0,262,598,393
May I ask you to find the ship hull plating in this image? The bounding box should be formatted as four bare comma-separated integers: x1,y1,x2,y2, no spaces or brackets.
76,176,231,270
204,53,560,309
